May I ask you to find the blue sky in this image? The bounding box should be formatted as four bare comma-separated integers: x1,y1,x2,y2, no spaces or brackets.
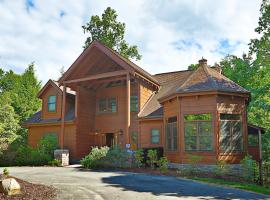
0,0,261,84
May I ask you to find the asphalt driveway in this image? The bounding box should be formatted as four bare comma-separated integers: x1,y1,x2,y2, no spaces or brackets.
2,166,269,200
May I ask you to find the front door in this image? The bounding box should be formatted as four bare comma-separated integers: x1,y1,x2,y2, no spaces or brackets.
106,133,114,147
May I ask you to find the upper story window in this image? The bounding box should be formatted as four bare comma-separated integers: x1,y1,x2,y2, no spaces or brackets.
184,113,213,152
48,95,56,112
98,97,117,113
165,116,177,151
130,95,138,112
220,114,243,152
248,134,259,146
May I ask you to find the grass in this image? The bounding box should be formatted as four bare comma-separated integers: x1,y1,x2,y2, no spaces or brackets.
191,177,270,195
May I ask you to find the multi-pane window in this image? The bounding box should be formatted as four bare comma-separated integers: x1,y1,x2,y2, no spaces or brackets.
220,114,243,152
248,134,259,146
165,117,177,151
98,97,117,113
151,129,160,144
130,96,138,112
48,95,56,112
184,113,213,151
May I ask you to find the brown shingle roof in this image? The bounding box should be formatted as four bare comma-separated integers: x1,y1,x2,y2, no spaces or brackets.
139,65,250,118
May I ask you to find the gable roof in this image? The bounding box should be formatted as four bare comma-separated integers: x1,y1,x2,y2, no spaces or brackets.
58,40,159,87
38,79,75,98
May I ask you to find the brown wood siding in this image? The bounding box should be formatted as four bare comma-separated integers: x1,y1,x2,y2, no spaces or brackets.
41,86,62,120
75,86,96,159
27,123,76,159
139,83,153,110
217,94,248,164
139,119,163,148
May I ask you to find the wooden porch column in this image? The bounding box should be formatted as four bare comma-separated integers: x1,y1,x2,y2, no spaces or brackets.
60,84,66,149
126,73,131,146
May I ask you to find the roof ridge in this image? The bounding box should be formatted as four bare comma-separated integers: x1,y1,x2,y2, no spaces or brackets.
154,69,193,76
203,65,218,89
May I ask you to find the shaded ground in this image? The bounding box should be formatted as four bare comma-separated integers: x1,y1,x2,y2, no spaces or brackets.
1,166,269,200
0,177,56,200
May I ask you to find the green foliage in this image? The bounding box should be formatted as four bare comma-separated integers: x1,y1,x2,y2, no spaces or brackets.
241,155,259,182
188,64,199,70
147,149,158,169
215,160,229,177
82,7,141,60
134,149,144,168
38,134,59,156
186,154,203,175
48,159,61,167
3,168,9,177
81,146,110,169
158,157,169,173
106,145,129,168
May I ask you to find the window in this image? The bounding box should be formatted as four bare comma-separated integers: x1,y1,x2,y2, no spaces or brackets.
165,117,177,151
130,96,138,112
184,113,213,151
151,129,160,144
248,134,259,146
98,97,117,113
48,95,56,112
220,114,243,152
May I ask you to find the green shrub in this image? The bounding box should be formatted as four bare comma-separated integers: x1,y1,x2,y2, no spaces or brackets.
180,154,203,176
81,146,109,169
38,134,59,156
106,145,129,168
134,149,144,168
215,160,229,177
48,159,61,167
3,168,9,177
241,155,259,182
158,157,169,173
147,149,158,169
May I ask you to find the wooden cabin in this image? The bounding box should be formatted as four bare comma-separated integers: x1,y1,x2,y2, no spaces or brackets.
25,41,262,164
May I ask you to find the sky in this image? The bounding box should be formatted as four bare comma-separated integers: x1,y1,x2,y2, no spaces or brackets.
0,0,261,84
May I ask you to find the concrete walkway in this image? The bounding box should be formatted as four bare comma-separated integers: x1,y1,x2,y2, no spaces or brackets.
2,166,269,200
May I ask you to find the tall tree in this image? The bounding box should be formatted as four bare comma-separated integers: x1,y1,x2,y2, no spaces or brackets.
82,7,142,60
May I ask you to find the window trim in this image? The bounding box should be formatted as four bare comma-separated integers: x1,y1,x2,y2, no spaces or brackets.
97,97,118,114
151,129,160,144
165,116,178,152
130,95,139,112
184,113,213,152
47,95,57,112
219,113,243,153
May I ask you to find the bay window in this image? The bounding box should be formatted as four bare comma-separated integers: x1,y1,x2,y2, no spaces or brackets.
184,113,213,151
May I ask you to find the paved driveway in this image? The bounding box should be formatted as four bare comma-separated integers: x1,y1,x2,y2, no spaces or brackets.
2,166,269,200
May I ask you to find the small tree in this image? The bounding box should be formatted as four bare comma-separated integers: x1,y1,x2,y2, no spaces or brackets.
82,7,141,60
147,150,158,169
134,149,144,168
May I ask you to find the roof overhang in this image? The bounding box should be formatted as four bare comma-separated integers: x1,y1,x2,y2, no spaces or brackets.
37,79,62,98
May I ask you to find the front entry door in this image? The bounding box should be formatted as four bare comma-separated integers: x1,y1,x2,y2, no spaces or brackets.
106,133,114,147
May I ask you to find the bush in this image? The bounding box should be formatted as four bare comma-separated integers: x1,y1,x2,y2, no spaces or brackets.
134,149,144,168
215,160,229,177
38,134,59,156
48,159,61,167
3,168,9,177
81,146,109,169
158,157,168,173
178,154,203,176
241,155,259,182
147,149,158,169
106,145,129,168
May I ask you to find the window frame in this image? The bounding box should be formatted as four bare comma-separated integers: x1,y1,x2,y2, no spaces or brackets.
165,116,178,151
219,113,243,153
184,113,213,152
151,129,160,144
47,95,57,112
97,97,117,114
130,95,138,112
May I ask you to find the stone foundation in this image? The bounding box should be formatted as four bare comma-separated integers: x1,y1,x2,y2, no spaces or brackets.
54,149,69,166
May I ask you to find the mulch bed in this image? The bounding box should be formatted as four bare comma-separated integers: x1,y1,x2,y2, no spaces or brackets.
0,177,57,200
121,168,247,183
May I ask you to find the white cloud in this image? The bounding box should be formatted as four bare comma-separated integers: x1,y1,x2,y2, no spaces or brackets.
0,0,261,84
